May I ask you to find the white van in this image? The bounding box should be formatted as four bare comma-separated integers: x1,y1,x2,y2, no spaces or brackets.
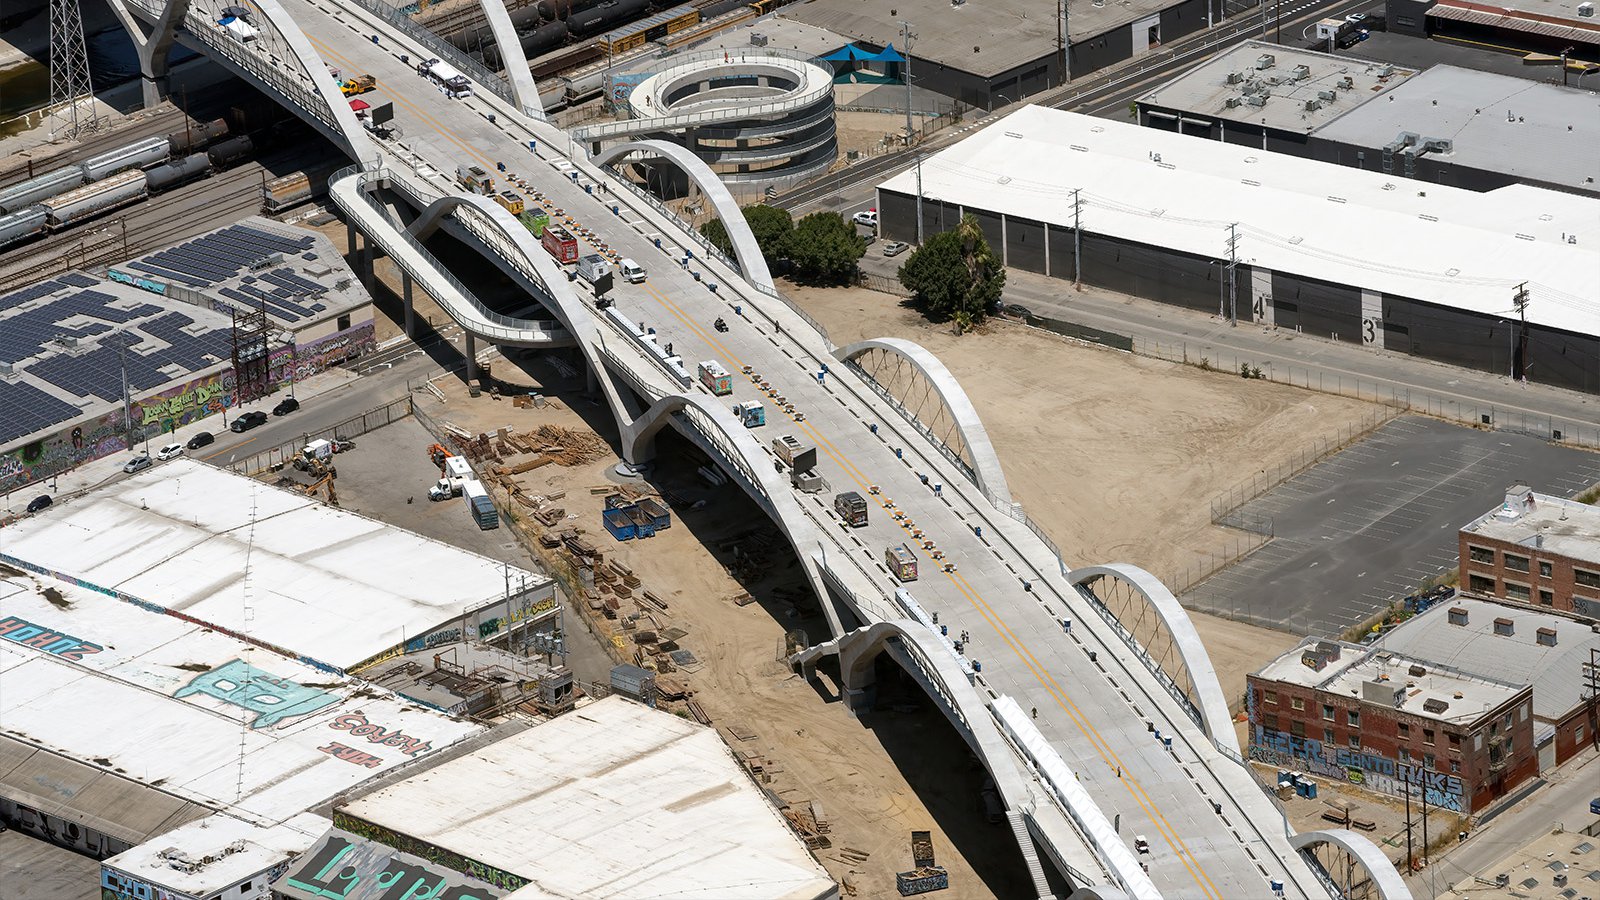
619,258,646,284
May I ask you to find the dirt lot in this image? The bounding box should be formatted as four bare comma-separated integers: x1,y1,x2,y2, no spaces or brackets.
786,281,1384,706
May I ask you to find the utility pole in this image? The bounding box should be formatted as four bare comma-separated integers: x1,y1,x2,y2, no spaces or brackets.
1420,769,1431,869
1058,0,1070,85
914,153,924,245
1512,281,1530,381
1403,770,1415,873
1584,648,1600,752
1225,223,1240,325
118,339,134,451
1072,188,1083,290
900,20,916,146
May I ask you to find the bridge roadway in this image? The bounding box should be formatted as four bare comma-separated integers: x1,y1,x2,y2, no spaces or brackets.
125,0,1396,894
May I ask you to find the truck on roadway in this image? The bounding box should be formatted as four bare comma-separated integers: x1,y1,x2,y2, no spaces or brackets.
456,165,494,195
340,74,377,96
834,491,868,527
462,478,499,529
542,225,579,264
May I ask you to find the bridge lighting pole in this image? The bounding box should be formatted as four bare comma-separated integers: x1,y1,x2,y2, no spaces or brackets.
900,20,916,145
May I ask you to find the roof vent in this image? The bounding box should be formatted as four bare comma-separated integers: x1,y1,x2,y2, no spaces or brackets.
1408,664,1427,678
1422,698,1450,714
1454,691,1464,699
1536,626,1557,647
1494,617,1515,636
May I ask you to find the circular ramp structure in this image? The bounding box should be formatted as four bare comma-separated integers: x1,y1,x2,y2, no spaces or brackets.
578,47,837,189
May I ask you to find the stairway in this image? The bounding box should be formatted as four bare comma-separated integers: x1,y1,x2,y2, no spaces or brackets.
1008,809,1058,900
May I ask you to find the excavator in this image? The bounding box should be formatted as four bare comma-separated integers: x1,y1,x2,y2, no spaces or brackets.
303,472,338,506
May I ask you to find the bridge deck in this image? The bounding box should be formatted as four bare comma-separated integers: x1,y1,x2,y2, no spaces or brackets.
245,1,1323,894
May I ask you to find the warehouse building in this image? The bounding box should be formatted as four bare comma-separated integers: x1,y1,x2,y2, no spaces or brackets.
780,0,1230,109
1247,637,1538,814
1385,0,1600,58
875,105,1600,392
0,459,558,675
1372,596,1600,771
1137,46,1600,198
1459,484,1600,620
289,695,838,900
0,218,372,492
0,564,481,893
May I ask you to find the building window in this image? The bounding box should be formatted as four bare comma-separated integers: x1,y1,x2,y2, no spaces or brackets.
1424,728,1435,745
1292,720,1306,738
1539,588,1554,606
1325,727,1336,744
1322,704,1335,721
1575,569,1600,588
1539,560,1552,578
242,883,252,893
1265,689,1278,705
1468,574,1497,594
1505,582,1531,602
1399,747,1411,762
1348,709,1360,727
1576,596,1600,617
1506,735,1515,754
1291,697,1305,711
1398,722,1410,738
1579,722,1587,742
1504,554,1529,573
1450,759,1460,773
1348,733,1360,748
1448,732,1461,749
1264,713,1280,731
337,313,352,332
1425,753,1436,770
1468,546,1495,564
1396,14,1416,25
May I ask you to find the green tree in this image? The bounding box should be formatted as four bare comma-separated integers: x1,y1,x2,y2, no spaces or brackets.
897,214,1005,330
696,204,795,265
786,211,866,285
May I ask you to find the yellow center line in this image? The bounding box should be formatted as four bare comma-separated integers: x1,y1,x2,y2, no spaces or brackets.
300,19,1224,892
642,282,1221,897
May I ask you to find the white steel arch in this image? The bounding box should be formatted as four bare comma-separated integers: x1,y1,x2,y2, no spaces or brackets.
1067,563,1237,754
622,391,843,639
836,337,1014,504
1290,831,1414,900
590,139,776,293
104,0,192,109
472,0,542,118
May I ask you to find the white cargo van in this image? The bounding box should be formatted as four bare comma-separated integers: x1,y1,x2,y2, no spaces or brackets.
619,258,646,283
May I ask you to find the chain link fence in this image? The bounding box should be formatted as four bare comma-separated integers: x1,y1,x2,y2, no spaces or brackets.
226,395,414,475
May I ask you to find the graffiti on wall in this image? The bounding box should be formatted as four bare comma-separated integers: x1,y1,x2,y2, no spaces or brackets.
403,627,463,654
268,321,376,388
0,616,104,661
101,867,188,900
174,658,340,729
474,596,558,640
278,830,507,900
1249,725,1465,811
331,813,528,894
135,372,232,430
328,711,433,757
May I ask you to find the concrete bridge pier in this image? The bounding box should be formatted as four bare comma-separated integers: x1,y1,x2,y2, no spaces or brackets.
464,333,478,385
401,271,415,337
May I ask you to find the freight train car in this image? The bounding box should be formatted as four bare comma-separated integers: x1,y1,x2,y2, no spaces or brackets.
165,118,231,156
146,153,212,191
207,135,256,170
39,170,148,227
595,4,698,54
79,136,171,181
567,0,649,37
0,207,49,248
0,167,86,215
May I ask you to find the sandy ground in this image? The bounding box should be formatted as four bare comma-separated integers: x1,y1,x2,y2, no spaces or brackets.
391,359,1031,898
786,281,1383,707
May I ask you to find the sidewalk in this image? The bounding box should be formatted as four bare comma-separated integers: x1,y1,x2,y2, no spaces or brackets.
1,365,359,515
858,255,1600,442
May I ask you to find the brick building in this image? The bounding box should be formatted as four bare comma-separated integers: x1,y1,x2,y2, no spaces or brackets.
1459,484,1600,619
1247,639,1538,815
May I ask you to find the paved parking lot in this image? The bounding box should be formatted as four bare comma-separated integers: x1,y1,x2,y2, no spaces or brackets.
1184,416,1600,637
0,830,100,900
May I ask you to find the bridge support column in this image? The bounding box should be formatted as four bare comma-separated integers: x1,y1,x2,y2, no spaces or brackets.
838,634,879,719
359,236,375,291
464,333,478,385
401,271,415,337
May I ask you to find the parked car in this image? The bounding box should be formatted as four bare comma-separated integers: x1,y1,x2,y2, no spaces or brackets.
186,431,215,450
123,454,153,474
25,495,52,513
851,209,878,227
883,240,910,257
230,411,268,433
1004,303,1034,318
273,397,300,416
1592,796,1600,815
156,443,185,461
1345,12,1368,22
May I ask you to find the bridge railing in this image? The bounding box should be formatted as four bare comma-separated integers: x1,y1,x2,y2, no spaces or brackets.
166,4,342,137
842,357,979,487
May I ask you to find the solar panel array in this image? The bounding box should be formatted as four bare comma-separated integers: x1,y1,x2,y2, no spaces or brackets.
125,224,329,324
0,281,233,447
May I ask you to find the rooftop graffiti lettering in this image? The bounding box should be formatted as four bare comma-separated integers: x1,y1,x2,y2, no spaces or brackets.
174,658,340,728
0,615,104,661
329,712,434,757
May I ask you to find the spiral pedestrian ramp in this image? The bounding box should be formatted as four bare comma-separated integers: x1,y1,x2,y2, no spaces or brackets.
573,47,838,188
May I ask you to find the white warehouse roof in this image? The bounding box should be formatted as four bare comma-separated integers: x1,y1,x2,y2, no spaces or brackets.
0,569,481,830
340,696,838,900
0,458,549,671
878,106,1600,336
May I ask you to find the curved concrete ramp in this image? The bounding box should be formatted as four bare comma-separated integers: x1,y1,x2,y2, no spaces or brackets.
1066,564,1238,755
1290,831,1414,900
590,139,775,293
836,337,1013,504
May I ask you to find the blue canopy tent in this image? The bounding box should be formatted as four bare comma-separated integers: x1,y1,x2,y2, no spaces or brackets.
821,43,909,83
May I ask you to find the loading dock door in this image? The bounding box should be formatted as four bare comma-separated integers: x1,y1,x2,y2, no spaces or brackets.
1132,14,1161,54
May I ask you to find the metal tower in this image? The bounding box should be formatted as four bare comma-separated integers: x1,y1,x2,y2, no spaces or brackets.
49,0,101,137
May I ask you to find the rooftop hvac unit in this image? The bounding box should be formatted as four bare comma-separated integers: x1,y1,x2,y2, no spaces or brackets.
1340,75,1355,89
1225,96,1242,108
1304,99,1321,111
750,31,768,45
1226,71,1244,84
0,362,13,376
1318,89,1337,101
1291,64,1311,80
1245,92,1269,107
1361,678,1406,707
1579,1,1594,15
1377,63,1395,77
1256,53,1275,70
